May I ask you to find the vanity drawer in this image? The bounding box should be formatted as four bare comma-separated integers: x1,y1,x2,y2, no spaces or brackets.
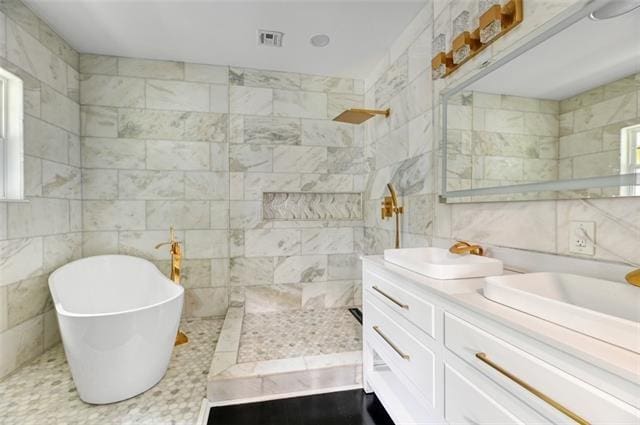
364,271,435,339
444,313,640,424
364,297,436,408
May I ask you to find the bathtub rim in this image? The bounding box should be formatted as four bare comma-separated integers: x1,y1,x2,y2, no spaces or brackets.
48,254,184,319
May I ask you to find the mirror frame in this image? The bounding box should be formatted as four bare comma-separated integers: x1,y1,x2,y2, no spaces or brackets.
439,0,639,202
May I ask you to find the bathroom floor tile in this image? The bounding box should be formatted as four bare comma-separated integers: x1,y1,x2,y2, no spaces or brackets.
209,389,394,425
0,318,224,425
238,308,362,363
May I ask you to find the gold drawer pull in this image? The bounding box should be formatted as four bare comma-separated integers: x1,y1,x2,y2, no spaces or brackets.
373,326,410,360
372,285,409,309
475,353,590,425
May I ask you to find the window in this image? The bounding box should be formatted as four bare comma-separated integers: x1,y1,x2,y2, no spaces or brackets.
620,124,640,196
0,67,24,200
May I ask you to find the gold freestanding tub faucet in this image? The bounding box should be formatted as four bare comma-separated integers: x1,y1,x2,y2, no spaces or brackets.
381,183,403,249
155,226,188,346
449,240,484,256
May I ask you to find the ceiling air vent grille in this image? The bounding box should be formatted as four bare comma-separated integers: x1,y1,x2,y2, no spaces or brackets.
258,30,284,47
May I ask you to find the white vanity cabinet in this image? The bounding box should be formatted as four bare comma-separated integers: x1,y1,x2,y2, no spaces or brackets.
362,259,640,425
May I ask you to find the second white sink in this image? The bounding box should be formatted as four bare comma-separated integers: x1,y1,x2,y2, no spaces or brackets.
485,272,640,353
383,247,503,280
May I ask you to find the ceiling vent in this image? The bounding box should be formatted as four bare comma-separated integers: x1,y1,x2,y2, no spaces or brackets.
258,30,284,47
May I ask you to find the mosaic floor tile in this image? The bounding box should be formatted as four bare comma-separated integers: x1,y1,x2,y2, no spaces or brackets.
0,318,224,425
237,308,362,363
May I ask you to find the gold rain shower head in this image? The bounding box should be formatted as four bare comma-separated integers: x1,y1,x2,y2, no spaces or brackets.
332,108,390,124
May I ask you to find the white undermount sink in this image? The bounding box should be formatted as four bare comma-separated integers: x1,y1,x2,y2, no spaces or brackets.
383,247,503,280
485,272,640,353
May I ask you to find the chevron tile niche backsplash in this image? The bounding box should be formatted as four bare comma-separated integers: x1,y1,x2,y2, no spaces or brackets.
263,192,363,220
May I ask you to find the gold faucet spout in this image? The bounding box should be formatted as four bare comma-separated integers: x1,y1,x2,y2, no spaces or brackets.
449,241,484,256
626,269,640,287
381,183,404,249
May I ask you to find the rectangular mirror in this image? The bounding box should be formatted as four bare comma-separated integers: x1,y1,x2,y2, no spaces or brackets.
441,1,640,203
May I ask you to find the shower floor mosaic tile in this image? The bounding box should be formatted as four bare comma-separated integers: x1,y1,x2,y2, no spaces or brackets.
238,308,362,363
0,318,224,425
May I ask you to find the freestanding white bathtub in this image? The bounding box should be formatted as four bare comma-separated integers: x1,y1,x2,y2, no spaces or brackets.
48,255,184,404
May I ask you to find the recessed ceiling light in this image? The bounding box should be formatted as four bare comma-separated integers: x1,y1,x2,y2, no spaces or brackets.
589,1,640,20
310,34,330,47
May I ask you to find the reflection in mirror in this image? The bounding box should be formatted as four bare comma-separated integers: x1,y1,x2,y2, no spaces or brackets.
443,2,640,203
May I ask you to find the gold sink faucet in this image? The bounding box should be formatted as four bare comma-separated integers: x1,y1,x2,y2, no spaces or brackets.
155,226,188,346
626,269,640,287
381,183,404,249
449,240,484,256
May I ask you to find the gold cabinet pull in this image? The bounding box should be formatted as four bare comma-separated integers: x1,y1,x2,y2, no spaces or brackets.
475,353,590,425
373,326,410,360
372,285,409,309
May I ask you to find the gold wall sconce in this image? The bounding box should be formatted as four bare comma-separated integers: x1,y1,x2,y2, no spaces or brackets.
381,183,403,249
431,0,523,79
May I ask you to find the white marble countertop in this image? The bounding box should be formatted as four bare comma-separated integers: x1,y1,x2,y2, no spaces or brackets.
362,255,640,383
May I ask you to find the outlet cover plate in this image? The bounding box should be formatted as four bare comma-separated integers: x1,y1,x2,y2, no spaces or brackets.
569,221,595,256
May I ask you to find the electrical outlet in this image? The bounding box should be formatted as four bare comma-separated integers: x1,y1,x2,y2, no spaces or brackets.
569,221,595,256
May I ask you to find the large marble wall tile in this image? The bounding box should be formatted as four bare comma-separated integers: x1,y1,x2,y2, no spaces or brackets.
66,65,79,102
0,315,43,379
263,192,362,220
185,63,228,84
273,146,327,173
245,229,301,257
210,84,229,113
230,257,273,286
327,147,366,174
119,230,183,260
146,200,210,230
184,171,228,200
300,174,353,192
41,160,81,198
118,108,184,140
8,198,69,238
273,255,327,284
229,145,273,172
210,201,230,230
0,238,43,286
23,156,41,197
573,93,637,133
6,20,66,93
300,75,356,94
83,200,145,231
184,287,227,317
146,79,210,112
41,85,79,134
79,54,117,75
375,54,408,108
230,67,301,90
0,286,7,332
328,253,361,280
244,116,301,145
80,105,117,137
80,74,145,108
0,0,40,38
81,137,145,169
273,90,327,119
301,228,353,255
243,284,302,313
42,232,81,273
244,173,301,200
301,120,354,147
327,93,363,119
229,201,263,229
119,170,184,200
82,169,117,200
146,140,210,170
301,280,355,309
183,112,228,142
82,231,118,257
229,86,273,115
185,230,229,259
118,57,184,80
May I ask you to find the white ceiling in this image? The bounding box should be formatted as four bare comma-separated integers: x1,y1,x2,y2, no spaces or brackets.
24,0,427,79
469,5,640,100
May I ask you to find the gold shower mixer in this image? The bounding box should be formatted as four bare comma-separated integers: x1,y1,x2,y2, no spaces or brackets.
381,183,403,249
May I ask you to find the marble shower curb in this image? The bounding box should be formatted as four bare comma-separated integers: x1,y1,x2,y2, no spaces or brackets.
207,305,362,405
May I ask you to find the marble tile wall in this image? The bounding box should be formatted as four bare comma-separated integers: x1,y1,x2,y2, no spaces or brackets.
80,57,365,317
364,0,640,268
0,0,81,380
227,67,365,313
447,91,559,191
558,72,640,180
